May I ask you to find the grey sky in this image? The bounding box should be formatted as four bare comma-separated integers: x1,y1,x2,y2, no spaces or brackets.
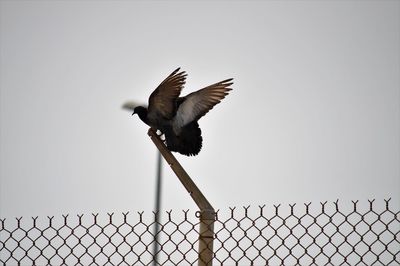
1,1,399,218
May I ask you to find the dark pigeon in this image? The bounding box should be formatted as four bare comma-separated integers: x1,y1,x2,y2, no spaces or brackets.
131,68,233,156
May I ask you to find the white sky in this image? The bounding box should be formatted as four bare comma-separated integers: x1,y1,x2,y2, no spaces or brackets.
1,1,399,218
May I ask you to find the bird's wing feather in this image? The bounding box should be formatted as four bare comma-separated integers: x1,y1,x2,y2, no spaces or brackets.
148,68,187,119
174,78,233,128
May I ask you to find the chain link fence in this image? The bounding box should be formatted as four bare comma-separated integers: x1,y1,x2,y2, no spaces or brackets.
0,199,399,265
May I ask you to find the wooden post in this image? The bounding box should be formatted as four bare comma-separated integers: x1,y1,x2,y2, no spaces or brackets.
147,128,215,266
197,209,215,266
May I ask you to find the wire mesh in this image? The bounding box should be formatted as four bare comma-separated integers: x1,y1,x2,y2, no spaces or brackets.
0,199,399,265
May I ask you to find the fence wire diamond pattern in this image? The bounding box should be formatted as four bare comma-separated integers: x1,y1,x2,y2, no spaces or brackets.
0,199,399,265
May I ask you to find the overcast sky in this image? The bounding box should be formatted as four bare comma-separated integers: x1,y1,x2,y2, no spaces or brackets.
1,1,399,218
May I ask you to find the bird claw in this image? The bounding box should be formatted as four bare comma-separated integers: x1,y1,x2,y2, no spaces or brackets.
155,129,166,143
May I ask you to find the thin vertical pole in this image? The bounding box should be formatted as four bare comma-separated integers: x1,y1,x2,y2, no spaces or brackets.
152,152,162,266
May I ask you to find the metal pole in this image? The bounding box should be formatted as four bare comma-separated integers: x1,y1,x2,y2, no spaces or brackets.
147,128,215,266
152,152,162,266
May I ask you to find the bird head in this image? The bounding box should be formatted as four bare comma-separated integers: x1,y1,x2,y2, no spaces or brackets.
122,101,142,116
122,102,148,122
132,106,139,116
132,106,147,117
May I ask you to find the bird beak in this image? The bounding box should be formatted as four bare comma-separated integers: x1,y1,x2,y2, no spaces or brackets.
132,111,136,116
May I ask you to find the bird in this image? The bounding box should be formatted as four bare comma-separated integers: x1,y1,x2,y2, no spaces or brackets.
126,68,233,156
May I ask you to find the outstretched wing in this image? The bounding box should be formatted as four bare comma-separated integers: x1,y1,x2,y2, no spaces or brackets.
174,78,233,128
148,68,187,119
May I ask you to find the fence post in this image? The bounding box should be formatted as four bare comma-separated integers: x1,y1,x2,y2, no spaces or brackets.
198,209,215,266
148,128,215,266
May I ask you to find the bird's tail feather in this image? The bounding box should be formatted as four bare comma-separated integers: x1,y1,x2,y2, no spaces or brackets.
164,122,202,156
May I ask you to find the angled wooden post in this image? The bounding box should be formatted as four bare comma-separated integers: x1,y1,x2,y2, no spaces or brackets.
147,128,215,266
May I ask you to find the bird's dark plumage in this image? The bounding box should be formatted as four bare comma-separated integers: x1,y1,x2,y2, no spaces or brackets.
132,68,233,156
